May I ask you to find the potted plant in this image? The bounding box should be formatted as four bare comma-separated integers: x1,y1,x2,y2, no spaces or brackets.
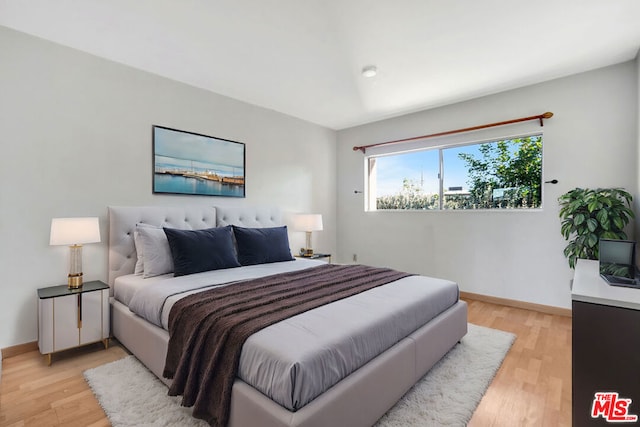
558,187,634,268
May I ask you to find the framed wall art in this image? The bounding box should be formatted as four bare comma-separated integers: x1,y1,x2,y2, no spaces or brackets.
152,125,245,197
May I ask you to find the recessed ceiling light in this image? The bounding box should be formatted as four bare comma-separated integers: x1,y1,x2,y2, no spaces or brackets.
362,65,377,78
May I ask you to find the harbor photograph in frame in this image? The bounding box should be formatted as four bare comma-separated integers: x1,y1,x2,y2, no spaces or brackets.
152,125,245,197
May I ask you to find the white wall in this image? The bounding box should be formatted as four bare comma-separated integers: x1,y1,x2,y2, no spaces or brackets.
0,26,337,348
336,62,638,309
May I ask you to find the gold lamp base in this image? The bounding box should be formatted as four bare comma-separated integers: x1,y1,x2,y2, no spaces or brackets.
303,231,314,257
68,273,83,289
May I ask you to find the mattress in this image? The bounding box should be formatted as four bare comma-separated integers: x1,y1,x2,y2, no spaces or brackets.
114,260,460,411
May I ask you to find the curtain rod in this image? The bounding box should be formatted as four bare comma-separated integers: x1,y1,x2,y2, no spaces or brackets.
353,111,553,153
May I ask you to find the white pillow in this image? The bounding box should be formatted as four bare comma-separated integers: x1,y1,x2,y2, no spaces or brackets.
136,224,174,278
133,230,144,275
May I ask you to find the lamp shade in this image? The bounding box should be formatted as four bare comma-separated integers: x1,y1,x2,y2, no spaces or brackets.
50,217,101,246
292,214,323,232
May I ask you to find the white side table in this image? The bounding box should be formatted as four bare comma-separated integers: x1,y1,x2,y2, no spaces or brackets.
295,253,332,263
37,280,110,365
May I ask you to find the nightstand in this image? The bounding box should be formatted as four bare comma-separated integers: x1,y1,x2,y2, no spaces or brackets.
37,280,110,365
296,253,332,263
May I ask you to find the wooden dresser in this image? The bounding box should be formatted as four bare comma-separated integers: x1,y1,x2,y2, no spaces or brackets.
571,259,640,425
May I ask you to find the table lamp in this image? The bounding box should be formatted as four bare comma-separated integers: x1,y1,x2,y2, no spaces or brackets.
50,217,101,289
292,214,323,256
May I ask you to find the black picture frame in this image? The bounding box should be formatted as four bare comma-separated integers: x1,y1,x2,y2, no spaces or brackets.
152,125,245,197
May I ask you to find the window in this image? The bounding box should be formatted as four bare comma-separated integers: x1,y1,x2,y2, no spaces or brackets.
367,134,542,211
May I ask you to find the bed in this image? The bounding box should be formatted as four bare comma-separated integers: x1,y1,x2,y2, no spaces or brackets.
108,205,467,427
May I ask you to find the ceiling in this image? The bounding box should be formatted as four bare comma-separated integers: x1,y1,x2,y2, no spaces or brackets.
1,1,639,130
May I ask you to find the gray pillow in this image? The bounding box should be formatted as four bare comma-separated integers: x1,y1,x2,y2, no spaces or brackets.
133,230,144,275
136,224,174,278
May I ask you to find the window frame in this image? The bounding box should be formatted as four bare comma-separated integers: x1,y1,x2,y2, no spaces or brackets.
365,131,544,212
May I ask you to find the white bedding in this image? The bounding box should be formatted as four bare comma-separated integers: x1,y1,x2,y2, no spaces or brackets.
114,259,460,411
117,258,325,328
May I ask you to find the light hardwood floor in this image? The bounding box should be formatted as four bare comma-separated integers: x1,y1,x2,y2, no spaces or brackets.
465,299,572,427
0,298,571,426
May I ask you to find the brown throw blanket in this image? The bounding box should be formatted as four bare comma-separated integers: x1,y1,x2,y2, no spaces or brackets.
163,263,412,427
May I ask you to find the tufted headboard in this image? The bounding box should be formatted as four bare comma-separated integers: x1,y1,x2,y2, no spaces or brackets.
108,205,283,287
215,206,283,228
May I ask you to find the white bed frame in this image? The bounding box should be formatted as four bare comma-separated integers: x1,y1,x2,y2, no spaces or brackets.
108,205,468,427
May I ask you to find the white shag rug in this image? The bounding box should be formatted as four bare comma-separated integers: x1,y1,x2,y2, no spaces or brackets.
84,323,514,427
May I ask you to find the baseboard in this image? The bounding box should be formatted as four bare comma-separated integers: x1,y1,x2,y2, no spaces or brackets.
460,291,572,317
1,341,38,360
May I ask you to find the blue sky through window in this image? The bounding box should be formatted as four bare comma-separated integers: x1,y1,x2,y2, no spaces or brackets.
375,144,483,196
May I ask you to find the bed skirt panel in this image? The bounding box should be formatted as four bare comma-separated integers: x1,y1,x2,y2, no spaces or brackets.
111,298,171,386
410,303,468,378
111,298,467,427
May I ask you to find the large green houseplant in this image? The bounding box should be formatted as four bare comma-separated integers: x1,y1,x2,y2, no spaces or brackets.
558,188,634,268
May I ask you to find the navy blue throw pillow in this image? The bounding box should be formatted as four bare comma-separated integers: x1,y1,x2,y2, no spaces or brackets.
163,226,240,276
232,225,295,266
